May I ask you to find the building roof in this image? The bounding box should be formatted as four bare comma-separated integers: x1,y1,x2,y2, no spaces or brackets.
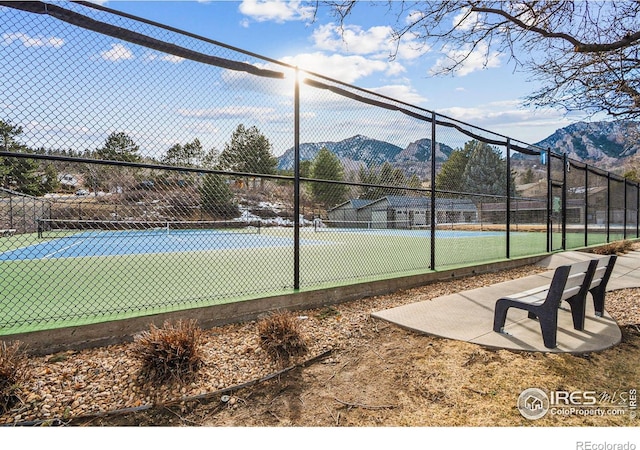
327,198,375,212
353,196,477,211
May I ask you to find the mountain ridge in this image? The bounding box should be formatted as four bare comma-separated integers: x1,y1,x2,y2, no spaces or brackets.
276,120,640,176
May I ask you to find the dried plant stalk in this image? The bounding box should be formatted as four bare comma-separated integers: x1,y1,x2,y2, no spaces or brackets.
257,311,308,365
133,319,204,384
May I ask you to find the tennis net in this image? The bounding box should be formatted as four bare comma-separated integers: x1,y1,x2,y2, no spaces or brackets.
313,219,430,232
36,218,261,238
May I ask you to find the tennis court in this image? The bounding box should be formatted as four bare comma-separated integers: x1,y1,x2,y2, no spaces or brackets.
2,223,325,260
0,221,599,335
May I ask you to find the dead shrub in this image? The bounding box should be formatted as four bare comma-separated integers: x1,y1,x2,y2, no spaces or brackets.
0,341,29,414
257,311,308,365
133,319,204,384
593,240,634,255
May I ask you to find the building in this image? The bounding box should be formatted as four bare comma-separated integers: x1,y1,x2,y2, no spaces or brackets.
327,196,478,229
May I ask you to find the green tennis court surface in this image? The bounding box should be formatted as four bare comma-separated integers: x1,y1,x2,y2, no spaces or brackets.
0,226,621,335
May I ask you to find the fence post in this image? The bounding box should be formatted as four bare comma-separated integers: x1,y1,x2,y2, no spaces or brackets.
636,182,640,238
506,138,511,259
606,173,611,242
562,153,567,250
584,166,589,248
293,67,300,290
546,148,551,253
430,112,436,270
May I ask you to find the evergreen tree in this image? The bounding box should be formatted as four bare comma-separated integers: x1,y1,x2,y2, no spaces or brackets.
309,147,348,207
462,141,514,197
299,159,312,178
435,143,474,193
162,143,184,166
201,147,220,170
218,124,277,188
95,132,141,162
0,119,49,195
200,173,238,219
163,139,205,167
358,162,406,200
41,163,60,193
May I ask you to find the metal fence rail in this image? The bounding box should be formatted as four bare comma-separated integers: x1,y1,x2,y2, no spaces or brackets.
0,1,639,334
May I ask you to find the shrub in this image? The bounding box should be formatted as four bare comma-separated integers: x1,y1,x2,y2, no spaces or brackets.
133,319,204,384
0,341,29,414
593,240,634,255
257,311,308,365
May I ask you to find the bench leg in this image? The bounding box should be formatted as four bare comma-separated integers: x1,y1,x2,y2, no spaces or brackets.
565,296,586,331
590,287,605,317
493,300,511,333
538,314,558,349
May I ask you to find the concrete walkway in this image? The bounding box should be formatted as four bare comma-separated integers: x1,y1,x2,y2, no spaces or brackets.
372,250,640,353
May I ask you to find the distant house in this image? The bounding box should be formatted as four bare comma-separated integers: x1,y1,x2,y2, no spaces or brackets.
58,174,79,190
327,196,478,229
326,199,374,227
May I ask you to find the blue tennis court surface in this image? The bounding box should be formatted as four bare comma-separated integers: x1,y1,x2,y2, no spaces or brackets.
0,229,324,260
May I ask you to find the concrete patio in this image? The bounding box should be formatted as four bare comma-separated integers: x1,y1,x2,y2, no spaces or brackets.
372,250,640,353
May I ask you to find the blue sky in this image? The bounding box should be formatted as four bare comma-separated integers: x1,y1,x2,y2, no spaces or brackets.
1,0,600,158
100,0,592,143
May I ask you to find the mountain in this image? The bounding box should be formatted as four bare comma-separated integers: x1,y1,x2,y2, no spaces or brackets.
277,135,454,178
276,120,640,179
533,120,640,169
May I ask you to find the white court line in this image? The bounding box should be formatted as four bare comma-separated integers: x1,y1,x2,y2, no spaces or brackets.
42,238,90,259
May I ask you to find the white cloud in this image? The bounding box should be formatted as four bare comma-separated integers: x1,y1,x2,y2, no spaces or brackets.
430,42,502,76
187,122,220,135
313,23,392,55
452,7,480,32
143,52,185,64
405,9,425,25
370,84,428,105
177,106,276,120
2,32,64,48
100,43,134,62
281,52,389,84
438,100,576,143
311,23,428,61
238,0,314,23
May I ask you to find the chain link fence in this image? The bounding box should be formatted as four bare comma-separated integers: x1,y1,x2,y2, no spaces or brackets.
1,1,639,334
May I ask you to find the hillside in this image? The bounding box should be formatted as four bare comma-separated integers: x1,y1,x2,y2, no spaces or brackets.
276,120,640,179
277,135,454,178
533,120,640,170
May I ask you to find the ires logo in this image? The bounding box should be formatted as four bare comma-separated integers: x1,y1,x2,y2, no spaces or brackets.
518,388,638,420
550,391,598,405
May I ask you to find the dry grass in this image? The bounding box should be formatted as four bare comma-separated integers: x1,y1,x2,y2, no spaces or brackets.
132,319,205,384
257,311,308,365
592,240,635,255
0,341,29,414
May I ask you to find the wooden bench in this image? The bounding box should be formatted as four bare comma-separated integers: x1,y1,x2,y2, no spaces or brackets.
493,259,598,349
0,229,16,237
